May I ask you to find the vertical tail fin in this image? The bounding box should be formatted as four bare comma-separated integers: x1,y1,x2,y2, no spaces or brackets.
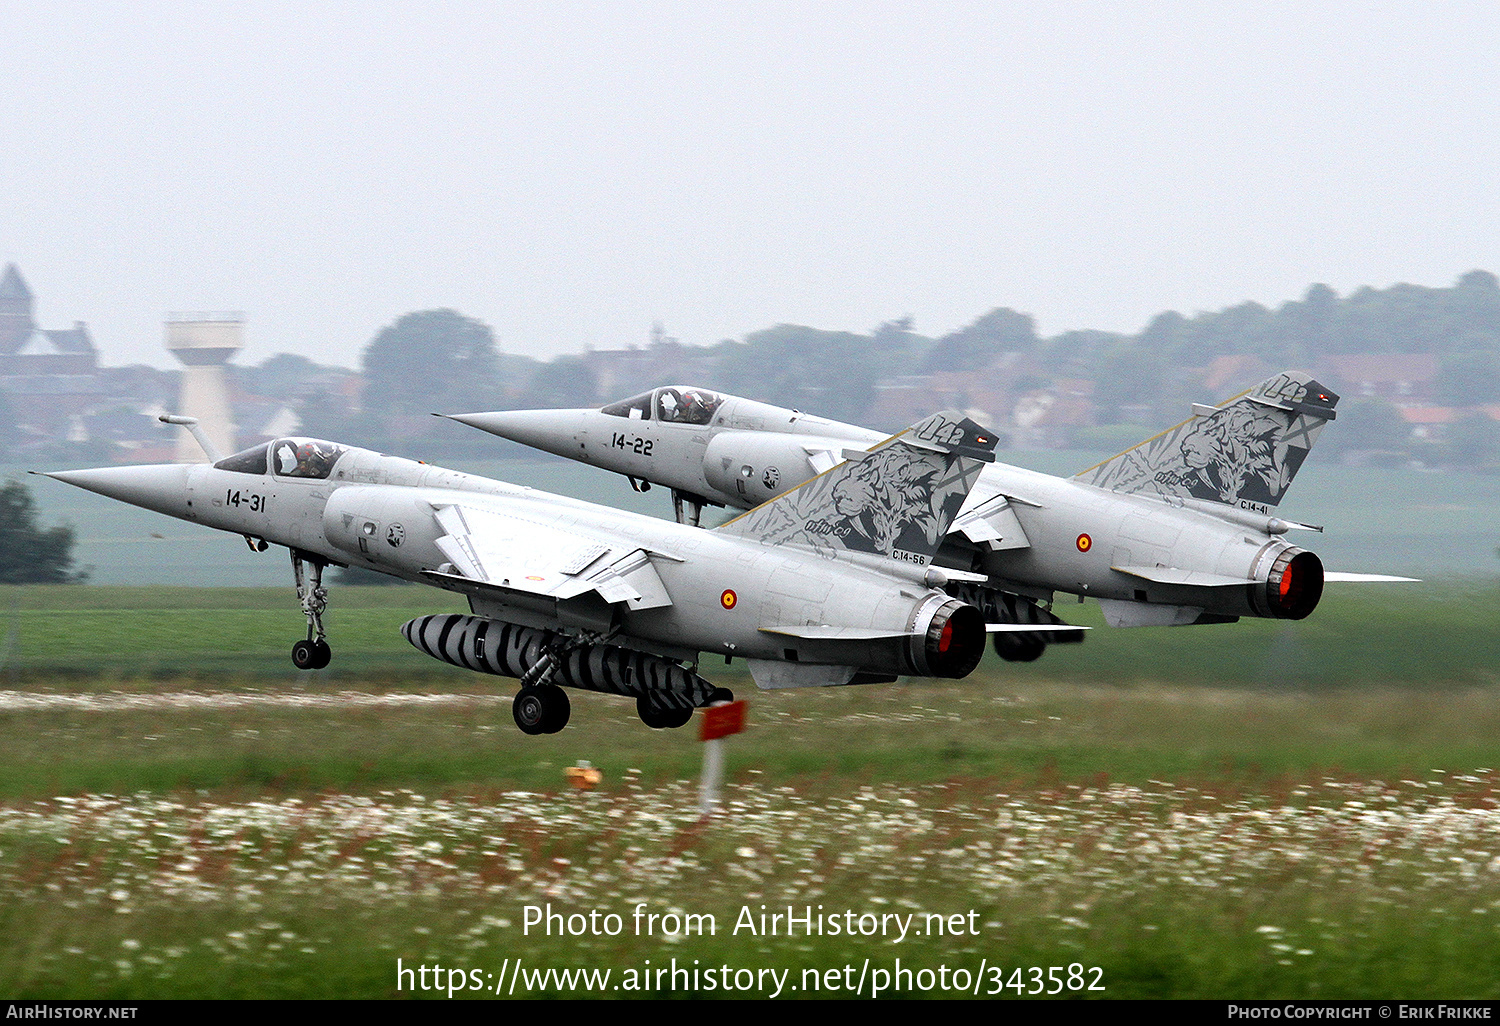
716,410,999,565
1075,371,1339,513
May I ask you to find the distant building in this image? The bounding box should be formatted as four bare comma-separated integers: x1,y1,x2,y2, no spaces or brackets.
584,330,719,401
1398,406,1458,442
1011,378,1096,449
1196,355,1273,399
0,263,104,442
867,353,1036,432
1322,353,1438,402
0,264,98,374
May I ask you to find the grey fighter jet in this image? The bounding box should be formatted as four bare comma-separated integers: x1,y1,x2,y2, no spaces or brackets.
448,373,1411,663
39,410,1042,734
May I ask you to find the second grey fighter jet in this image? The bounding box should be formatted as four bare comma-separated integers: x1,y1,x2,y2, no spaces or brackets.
448,373,1410,663
40,410,1044,734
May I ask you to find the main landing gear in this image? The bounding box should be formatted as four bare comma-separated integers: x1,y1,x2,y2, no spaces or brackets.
511,645,571,734
636,687,734,730
290,551,332,670
993,632,1046,663
670,489,703,528
513,684,571,735
637,696,693,729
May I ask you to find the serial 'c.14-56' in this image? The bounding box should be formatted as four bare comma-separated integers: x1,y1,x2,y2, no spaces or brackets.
40,409,1055,734
447,370,1413,663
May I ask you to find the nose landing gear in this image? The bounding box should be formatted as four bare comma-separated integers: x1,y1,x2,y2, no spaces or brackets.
292,637,332,670
291,551,332,670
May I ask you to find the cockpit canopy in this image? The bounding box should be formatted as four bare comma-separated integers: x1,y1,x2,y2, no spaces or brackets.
601,386,724,426
214,438,348,479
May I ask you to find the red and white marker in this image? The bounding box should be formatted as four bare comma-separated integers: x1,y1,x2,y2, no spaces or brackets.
699,699,748,818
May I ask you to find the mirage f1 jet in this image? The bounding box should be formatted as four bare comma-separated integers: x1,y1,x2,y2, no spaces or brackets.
39,410,1048,734
447,372,1410,663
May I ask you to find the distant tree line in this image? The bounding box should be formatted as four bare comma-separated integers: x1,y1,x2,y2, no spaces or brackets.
9,272,1499,466
274,272,1500,465
511,271,1500,415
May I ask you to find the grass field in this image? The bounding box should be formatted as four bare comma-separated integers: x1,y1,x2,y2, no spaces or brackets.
1,578,1493,687
0,581,1497,999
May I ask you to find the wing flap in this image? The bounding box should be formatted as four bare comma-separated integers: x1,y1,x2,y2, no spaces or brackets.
589,549,674,610
432,504,674,609
803,446,843,475
951,492,1032,551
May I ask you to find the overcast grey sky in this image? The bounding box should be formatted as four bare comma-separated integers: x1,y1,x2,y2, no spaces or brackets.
4,1,1499,369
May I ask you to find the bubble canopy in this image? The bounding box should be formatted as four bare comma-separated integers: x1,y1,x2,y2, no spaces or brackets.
214,438,347,479
601,386,723,425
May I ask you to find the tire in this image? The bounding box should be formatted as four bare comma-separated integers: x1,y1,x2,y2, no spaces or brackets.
637,695,693,729
514,685,570,735
993,632,1046,663
292,639,319,670
311,639,332,669
709,687,735,705
541,687,570,734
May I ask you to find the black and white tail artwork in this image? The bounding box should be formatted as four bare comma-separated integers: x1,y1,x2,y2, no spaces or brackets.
1074,372,1339,514
717,410,999,565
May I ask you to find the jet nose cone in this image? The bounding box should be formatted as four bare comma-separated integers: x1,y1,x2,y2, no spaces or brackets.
441,409,593,456
37,464,194,517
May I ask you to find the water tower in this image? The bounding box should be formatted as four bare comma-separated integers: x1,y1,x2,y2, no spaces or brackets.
165,312,243,462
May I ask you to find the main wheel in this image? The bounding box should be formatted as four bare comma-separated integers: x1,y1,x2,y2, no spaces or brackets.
993,632,1046,663
514,685,570,735
708,687,735,705
541,687,570,733
310,639,332,669
637,695,693,729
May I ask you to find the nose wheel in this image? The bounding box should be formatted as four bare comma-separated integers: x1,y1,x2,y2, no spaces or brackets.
291,551,332,670
292,638,332,670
